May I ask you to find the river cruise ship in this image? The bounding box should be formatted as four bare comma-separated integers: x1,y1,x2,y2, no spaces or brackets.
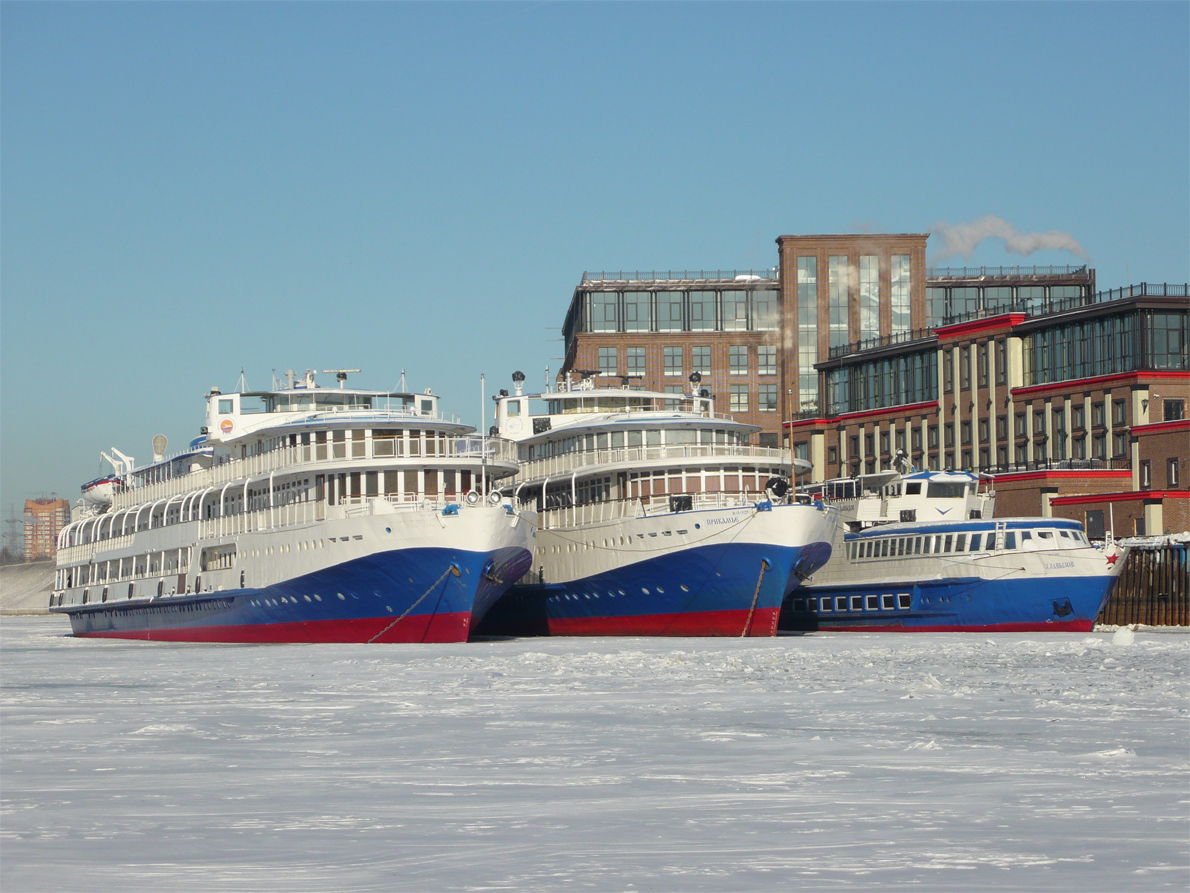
474,372,837,637
51,369,535,642
781,470,1127,632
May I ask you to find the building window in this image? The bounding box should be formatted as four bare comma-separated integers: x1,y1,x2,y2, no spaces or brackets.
928,426,938,449
1093,433,1106,459
1072,405,1085,431
757,345,777,375
996,416,1007,440
1140,459,1151,489
758,384,778,412
588,293,618,332
865,432,875,455
960,346,971,389
995,339,1007,385
798,257,819,412
689,291,716,331
753,290,779,332
961,420,972,445
664,385,684,395
664,346,683,377
623,292,651,332
1072,436,1086,460
723,292,748,332
626,347,646,377
1169,457,1180,487
1113,398,1127,426
996,445,1007,467
1015,412,1026,437
730,385,749,413
729,345,748,375
760,433,780,448
943,349,954,393
828,256,850,349
1113,431,1128,457
911,427,923,452
849,435,860,459
1092,401,1105,428
828,445,838,465
977,343,988,387
979,419,990,443
880,431,890,455
691,346,711,375
598,347,617,376
1034,409,1046,435
1015,443,1027,465
1165,399,1186,421
859,255,880,342
656,292,683,333
1053,406,1066,434
945,423,955,448
890,255,911,334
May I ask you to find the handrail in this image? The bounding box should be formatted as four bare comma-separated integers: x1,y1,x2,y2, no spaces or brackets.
582,269,778,283
516,443,790,483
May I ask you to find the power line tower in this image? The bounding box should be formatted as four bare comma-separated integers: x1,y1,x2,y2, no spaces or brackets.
2,503,25,564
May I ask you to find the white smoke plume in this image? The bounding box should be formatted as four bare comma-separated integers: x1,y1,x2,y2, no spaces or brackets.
930,215,1091,264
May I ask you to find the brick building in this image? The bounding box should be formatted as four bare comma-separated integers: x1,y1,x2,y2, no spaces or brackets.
23,498,70,561
558,233,1189,534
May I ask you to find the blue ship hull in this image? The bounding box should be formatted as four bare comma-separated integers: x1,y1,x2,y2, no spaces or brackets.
477,540,829,638
60,545,533,643
781,572,1120,633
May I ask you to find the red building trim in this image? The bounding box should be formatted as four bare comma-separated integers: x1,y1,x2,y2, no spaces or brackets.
935,313,1026,341
1012,370,1190,399
1130,419,1190,436
1050,490,1190,506
991,469,1132,484
785,400,940,431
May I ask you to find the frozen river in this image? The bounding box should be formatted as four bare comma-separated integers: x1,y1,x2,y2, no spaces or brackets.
2,616,1187,891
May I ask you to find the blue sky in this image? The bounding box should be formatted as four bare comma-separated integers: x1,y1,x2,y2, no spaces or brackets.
2,2,1187,510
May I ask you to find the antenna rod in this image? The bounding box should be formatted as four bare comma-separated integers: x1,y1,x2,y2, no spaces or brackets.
480,374,487,495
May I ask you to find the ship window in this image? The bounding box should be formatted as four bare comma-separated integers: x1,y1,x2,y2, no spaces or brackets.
865,595,878,610
1037,530,1053,540
1059,529,1071,539
955,534,966,551
898,593,911,609
905,482,922,495
835,597,848,612
819,598,831,612
850,596,863,611
882,594,895,610
943,534,954,552
969,533,982,551
1004,532,1016,549
219,399,233,414
913,536,923,554
897,538,907,556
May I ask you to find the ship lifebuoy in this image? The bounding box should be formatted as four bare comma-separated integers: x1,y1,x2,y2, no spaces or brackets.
465,490,480,505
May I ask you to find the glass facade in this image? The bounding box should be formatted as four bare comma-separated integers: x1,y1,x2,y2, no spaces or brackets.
859,255,880,342
890,255,911,334
581,286,779,335
1023,310,1189,385
798,257,818,413
826,349,937,415
828,256,850,349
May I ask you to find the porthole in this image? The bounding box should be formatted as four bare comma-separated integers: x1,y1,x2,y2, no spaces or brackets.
337,593,346,600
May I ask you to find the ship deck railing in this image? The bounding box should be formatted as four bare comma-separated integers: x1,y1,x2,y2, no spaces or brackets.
57,492,526,565
517,443,790,483
108,437,521,511
538,491,767,530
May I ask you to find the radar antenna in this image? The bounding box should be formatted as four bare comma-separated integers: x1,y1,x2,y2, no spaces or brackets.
321,369,361,388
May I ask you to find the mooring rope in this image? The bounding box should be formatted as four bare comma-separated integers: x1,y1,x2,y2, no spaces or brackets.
367,562,461,644
740,558,771,637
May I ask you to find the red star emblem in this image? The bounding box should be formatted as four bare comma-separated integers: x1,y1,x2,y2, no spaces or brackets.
1106,552,1119,566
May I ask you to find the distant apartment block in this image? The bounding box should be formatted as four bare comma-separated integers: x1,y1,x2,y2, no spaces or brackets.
24,498,70,561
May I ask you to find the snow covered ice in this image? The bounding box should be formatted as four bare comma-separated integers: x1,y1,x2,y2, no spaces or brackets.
2,617,1187,891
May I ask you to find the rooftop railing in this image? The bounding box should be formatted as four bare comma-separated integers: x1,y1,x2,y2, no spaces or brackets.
939,282,1189,327
928,265,1090,279
828,328,935,359
516,443,790,484
582,269,778,284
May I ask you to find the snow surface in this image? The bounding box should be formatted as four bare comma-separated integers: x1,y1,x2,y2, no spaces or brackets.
2,616,1187,892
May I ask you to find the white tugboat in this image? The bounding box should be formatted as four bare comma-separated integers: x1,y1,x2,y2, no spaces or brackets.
52,368,535,643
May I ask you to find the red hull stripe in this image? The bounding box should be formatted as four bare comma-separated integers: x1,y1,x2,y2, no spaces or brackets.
75,611,471,644
813,619,1095,633
548,606,781,638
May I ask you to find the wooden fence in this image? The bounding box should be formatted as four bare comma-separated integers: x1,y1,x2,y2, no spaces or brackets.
1097,544,1189,627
